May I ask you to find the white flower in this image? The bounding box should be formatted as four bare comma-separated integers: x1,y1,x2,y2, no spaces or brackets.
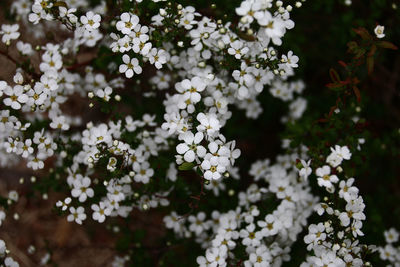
282,50,299,68
0,211,5,227
80,11,101,31
299,159,312,180
177,76,207,104
304,223,326,251
71,176,94,202
50,115,70,130
132,24,149,43
16,41,33,55
228,40,249,59
374,25,385,39
255,11,286,45
338,197,366,226
4,257,19,267
201,157,226,180
119,55,142,78
379,244,397,262
91,202,112,223
107,157,118,172
166,163,178,182
257,214,282,237
0,24,20,43
236,1,262,24
148,48,167,69
0,239,5,257
240,223,262,247
96,86,113,102
116,13,139,35
179,7,198,30
188,212,209,235
133,161,154,184
245,245,272,267
384,228,399,244
316,165,339,189
205,178,226,196
59,7,78,23
3,85,28,110
27,157,45,170
164,211,184,233
56,197,72,211
196,113,221,136
176,131,206,162
16,139,34,158
8,190,19,202
326,145,351,167
338,178,359,202
67,206,86,224
205,247,227,266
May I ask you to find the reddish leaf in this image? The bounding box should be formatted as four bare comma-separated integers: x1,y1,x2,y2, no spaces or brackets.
326,82,344,90
353,27,372,41
347,41,358,52
329,68,341,83
366,56,374,75
368,44,377,57
376,41,398,50
338,60,347,67
355,48,366,59
353,86,361,102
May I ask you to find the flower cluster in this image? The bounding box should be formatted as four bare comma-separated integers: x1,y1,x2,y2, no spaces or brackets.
300,146,373,267
378,228,400,265
0,0,398,266
164,143,318,266
0,204,19,267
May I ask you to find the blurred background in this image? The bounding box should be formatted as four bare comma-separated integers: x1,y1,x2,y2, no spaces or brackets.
0,0,399,266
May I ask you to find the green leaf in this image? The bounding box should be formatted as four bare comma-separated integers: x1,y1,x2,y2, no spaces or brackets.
53,1,68,7
178,162,195,171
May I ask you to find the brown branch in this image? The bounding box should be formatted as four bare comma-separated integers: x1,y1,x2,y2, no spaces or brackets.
0,49,18,66
0,50,41,80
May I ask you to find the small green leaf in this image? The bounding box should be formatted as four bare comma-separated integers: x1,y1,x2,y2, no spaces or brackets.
53,1,68,7
178,162,195,171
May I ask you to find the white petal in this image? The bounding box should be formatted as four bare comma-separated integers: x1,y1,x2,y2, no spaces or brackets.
196,146,206,158
201,160,211,170
176,143,189,154
184,150,195,162
122,54,130,64
125,69,133,78
120,12,130,22
194,132,203,144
